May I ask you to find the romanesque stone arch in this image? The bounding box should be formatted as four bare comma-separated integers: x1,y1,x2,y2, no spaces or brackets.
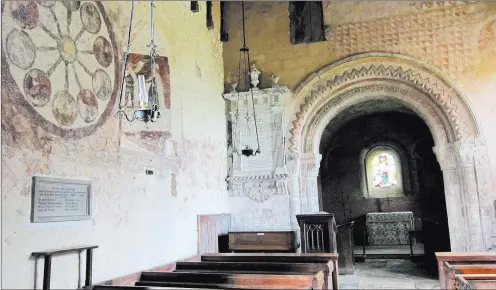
285,52,495,252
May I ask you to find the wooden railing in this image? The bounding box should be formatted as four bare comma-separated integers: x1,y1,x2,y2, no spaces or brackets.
32,245,98,290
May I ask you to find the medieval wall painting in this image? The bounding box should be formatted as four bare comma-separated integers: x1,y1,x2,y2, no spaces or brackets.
120,53,171,132
2,1,119,138
118,52,172,155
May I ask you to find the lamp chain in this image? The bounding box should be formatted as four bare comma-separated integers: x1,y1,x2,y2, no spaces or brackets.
116,0,135,122
148,0,159,110
232,1,261,157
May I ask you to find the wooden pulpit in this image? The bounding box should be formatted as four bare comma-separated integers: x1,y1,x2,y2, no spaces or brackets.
296,212,337,253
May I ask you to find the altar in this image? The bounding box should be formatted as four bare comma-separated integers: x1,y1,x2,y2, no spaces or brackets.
366,212,414,245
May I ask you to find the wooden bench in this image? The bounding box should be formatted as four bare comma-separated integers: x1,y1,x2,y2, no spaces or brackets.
443,261,496,289
94,286,312,290
93,286,150,290
201,253,338,290
436,252,496,289
454,274,496,289
136,271,323,289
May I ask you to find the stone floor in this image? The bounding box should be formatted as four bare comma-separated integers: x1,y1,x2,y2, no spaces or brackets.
339,259,440,289
354,244,425,255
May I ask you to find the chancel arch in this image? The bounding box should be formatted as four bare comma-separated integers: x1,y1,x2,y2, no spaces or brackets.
286,52,496,252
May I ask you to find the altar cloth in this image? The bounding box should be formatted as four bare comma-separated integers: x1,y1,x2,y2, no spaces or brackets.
366,211,414,245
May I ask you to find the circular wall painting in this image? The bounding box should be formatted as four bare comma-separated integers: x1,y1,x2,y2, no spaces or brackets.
1,1,119,138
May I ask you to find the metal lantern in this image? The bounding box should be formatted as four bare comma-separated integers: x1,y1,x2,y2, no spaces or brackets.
116,0,161,123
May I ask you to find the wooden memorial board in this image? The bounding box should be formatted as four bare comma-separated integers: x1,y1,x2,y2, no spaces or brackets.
31,176,91,223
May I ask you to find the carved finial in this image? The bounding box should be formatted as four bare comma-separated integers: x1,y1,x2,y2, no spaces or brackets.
250,64,261,89
270,74,280,88
228,70,239,93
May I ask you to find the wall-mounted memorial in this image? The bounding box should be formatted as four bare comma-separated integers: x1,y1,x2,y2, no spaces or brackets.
224,70,292,230
31,176,91,223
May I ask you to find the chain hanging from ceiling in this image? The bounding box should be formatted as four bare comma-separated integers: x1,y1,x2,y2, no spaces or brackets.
232,1,261,157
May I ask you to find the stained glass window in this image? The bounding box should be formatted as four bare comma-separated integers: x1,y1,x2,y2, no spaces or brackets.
371,152,398,188
365,147,404,198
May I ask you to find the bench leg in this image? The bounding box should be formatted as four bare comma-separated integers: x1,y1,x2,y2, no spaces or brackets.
332,260,339,290
438,261,445,289
42,255,52,290
85,249,93,287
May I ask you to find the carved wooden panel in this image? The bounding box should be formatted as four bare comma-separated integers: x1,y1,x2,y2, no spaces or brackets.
198,214,231,254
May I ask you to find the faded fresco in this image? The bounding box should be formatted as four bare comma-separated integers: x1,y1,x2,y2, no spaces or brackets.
119,53,172,155
2,1,119,138
1,1,229,288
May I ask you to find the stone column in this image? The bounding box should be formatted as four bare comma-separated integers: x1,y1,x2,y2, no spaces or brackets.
286,151,302,252
434,143,467,251
457,135,496,251
300,152,322,213
434,137,496,252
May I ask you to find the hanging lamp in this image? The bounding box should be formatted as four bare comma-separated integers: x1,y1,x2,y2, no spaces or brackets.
116,0,161,122
232,1,261,157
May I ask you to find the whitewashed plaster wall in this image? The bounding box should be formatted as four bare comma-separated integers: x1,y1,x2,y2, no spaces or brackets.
1,1,228,289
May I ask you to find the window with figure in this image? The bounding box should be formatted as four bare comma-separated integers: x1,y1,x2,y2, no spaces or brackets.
365,147,404,198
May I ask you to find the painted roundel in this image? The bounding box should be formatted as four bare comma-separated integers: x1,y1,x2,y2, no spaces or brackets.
1,1,119,138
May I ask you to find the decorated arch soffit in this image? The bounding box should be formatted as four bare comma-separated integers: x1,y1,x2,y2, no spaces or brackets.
288,52,480,153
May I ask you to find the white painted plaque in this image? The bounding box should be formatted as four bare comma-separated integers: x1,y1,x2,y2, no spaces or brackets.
31,176,91,223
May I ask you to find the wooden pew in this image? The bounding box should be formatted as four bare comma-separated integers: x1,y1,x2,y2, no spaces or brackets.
94,286,312,290
436,252,496,289
136,271,323,289
200,253,338,290
93,286,150,290
443,262,496,289
171,261,326,289
455,274,496,289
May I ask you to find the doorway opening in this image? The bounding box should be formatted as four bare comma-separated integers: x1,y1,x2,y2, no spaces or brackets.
318,106,451,276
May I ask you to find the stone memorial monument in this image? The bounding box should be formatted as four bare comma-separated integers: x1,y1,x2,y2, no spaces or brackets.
224,72,291,230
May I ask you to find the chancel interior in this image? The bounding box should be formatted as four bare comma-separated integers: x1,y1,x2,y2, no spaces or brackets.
3,1,496,290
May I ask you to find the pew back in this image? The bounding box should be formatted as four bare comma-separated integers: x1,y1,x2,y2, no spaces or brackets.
436,252,496,288
137,271,324,289
200,253,338,289
455,274,496,290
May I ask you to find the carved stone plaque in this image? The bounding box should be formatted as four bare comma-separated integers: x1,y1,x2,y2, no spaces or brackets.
31,176,91,223
240,113,275,171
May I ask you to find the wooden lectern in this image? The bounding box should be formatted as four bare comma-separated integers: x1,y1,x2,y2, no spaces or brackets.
296,212,337,253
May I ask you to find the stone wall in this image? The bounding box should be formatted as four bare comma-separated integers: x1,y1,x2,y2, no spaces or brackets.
1,1,228,289
320,113,447,227
222,1,496,241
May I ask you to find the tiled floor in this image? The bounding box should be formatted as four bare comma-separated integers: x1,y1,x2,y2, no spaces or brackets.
339,259,440,289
